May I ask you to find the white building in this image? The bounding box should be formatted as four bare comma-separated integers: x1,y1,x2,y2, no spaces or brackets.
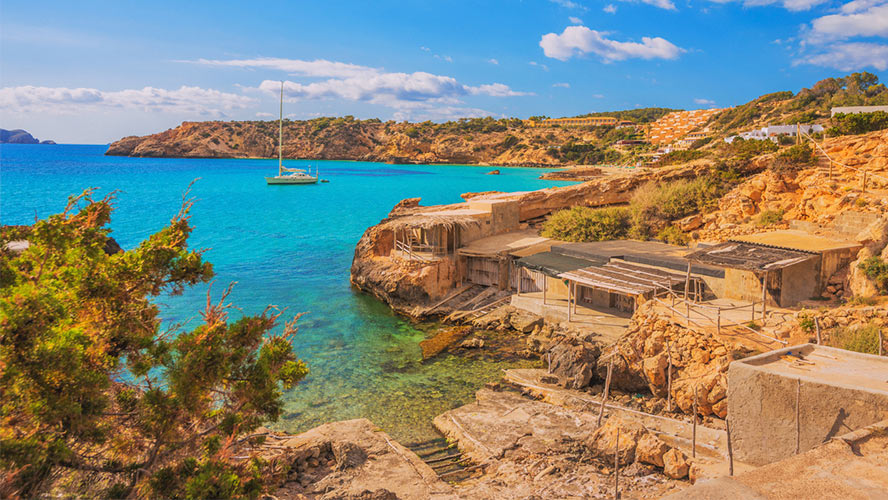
831,106,888,117
724,124,824,144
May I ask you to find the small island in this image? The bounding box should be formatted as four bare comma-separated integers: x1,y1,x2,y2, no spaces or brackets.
0,128,57,144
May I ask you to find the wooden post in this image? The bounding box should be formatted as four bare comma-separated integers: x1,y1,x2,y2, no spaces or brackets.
761,271,768,322
751,301,755,322
726,418,735,477
692,386,698,459
814,317,822,345
796,122,801,145
542,274,547,305
666,340,673,412
567,281,573,323
684,262,691,301
614,425,621,499
862,171,867,193
717,308,722,336
598,361,613,427
880,329,883,356
517,269,522,297
795,378,801,455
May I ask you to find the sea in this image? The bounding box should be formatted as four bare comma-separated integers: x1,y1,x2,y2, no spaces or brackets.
0,144,573,442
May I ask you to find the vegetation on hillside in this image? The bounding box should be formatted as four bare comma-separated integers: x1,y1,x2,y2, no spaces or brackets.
541,165,741,243
859,256,888,294
0,190,306,498
830,323,882,355
828,111,888,136
709,72,888,133
576,108,679,124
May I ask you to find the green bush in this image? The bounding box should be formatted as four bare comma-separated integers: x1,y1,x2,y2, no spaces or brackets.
859,256,888,293
776,143,813,165
657,225,689,246
404,126,420,138
0,191,307,497
658,150,708,166
541,206,630,242
828,111,888,136
756,209,785,226
501,134,520,148
830,323,881,354
724,138,779,160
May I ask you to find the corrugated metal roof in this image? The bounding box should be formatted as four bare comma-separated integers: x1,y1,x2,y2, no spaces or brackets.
686,241,816,272
730,230,861,254
516,251,601,277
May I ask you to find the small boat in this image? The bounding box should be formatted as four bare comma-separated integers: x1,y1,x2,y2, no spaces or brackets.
266,81,318,185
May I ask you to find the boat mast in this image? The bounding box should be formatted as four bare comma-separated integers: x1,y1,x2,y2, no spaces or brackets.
278,81,283,176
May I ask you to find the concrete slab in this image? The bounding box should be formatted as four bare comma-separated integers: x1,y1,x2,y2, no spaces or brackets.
664,420,888,500
728,344,888,466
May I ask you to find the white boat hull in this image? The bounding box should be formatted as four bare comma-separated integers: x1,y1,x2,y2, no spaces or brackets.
265,175,318,185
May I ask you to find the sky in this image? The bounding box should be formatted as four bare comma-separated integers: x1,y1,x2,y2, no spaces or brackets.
1,0,886,144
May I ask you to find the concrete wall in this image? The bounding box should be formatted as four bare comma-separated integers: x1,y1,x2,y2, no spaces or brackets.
778,257,820,306
727,344,888,466
820,246,860,285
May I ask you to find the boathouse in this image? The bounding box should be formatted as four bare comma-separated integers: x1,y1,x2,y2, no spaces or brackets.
389,199,520,261
456,229,549,289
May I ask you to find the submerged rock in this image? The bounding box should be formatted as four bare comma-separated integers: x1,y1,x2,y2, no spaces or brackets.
419,326,471,359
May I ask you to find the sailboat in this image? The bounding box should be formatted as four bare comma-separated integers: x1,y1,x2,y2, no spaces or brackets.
266,81,319,185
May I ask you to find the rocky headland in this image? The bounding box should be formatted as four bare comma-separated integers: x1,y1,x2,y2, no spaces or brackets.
0,128,56,144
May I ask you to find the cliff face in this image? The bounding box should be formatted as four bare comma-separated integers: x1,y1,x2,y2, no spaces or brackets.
105,119,607,166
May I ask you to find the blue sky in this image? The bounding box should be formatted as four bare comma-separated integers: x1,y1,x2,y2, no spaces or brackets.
1,0,886,143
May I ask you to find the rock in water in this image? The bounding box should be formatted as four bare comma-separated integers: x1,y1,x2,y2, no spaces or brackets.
419,326,471,359
486,169,501,175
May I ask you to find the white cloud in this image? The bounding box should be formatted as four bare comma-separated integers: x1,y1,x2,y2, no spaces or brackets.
434,54,454,63
809,2,888,40
420,46,431,52
694,97,716,106
550,0,587,9
553,82,571,88
708,0,828,11
840,0,884,13
569,16,584,23
618,0,676,9
0,85,255,115
256,111,274,117
184,57,378,79
468,83,533,97
392,103,495,122
488,58,500,65
799,42,888,70
529,61,550,71
593,94,605,98
603,4,618,13
540,25,684,61
255,73,528,102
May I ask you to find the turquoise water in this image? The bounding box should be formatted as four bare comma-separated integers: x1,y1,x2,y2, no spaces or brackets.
0,144,565,442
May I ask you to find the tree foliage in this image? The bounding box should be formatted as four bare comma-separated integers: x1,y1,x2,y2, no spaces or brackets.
827,111,888,136
0,190,307,498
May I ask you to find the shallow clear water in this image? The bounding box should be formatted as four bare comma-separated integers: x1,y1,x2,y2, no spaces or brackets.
1,144,566,442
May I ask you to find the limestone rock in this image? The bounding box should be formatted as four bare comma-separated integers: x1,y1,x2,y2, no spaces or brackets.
663,448,690,479
636,432,671,468
459,337,485,349
509,310,544,333
548,339,600,389
586,418,647,466
332,441,368,470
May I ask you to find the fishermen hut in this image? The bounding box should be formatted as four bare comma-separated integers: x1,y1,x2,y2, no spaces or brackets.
686,231,861,307
559,261,689,315
456,229,549,289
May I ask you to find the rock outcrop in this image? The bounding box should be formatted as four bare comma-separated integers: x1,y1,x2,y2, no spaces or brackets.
599,304,745,418
0,128,55,144
697,130,888,241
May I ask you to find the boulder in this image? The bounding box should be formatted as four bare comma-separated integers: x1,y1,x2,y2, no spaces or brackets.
486,169,501,175
663,448,690,479
636,433,671,468
332,441,368,470
509,310,544,333
586,418,647,466
459,337,484,349
548,339,600,389
676,214,704,231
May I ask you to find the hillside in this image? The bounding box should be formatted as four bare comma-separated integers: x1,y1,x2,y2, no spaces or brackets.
105,117,634,167
106,72,888,167
706,72,888,135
